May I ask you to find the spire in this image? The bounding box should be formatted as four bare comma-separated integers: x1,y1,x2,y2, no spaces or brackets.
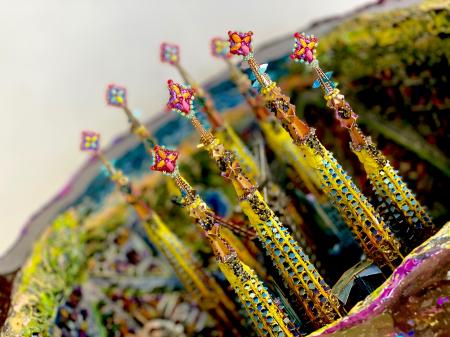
149,145,299,337
291,32,436,250
80,131,240,335
167,80,343,328
211,37,324,201
229,30,404,271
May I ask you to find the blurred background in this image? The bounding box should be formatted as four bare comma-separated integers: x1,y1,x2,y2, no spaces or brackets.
0,0,366,255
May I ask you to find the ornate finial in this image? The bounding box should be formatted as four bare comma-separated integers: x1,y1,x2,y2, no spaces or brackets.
80,131,100,152
150,145,180,175
290,33,358,129
167,80,195,117
228,30,273,90
228,31,253,57
290,32,318,64
160,42,180,65
211,38,231,59
106,83,127,107
167,79,216,145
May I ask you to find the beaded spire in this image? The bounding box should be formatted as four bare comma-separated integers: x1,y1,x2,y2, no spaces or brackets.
105,83,156,153
291,32,436,251
167,80,343,328
150,146,299,337
212,37,328,264
211,37,323,201
80,132,239,333
229,30,404,271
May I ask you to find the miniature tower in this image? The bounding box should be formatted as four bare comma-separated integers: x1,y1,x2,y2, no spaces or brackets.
290,32,436,251
228,30,404,271
79,131,240,334
160,42,260,181
210,37,323,201
166,80,343,328
149,145,300,337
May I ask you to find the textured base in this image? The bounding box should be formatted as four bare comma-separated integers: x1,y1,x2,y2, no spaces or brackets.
309,222,450,337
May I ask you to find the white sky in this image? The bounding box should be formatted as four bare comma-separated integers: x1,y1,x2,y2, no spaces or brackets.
0,0,365,255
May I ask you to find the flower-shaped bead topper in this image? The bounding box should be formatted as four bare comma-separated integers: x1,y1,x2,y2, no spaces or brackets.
106,84,127,107
211,38,231,59
160,43,180,65
290,33,318,64
167,80,195,117
80,131,100,152
227,31,253,57
150,145,179,175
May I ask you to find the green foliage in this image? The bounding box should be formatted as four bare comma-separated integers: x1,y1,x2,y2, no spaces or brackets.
1,211,86,337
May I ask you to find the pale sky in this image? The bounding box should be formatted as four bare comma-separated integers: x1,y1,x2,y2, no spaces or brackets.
0,0,366,256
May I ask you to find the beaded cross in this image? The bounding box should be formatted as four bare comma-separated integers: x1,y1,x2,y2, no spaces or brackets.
211,38,232,59
228,31,253,57
106,84,127,107
290,32,318,64
80,131,100,152
150,145,180,175
167,80,195,117
160,42,180,65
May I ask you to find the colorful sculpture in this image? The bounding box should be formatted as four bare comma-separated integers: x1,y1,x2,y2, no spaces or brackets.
150,144,301,337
